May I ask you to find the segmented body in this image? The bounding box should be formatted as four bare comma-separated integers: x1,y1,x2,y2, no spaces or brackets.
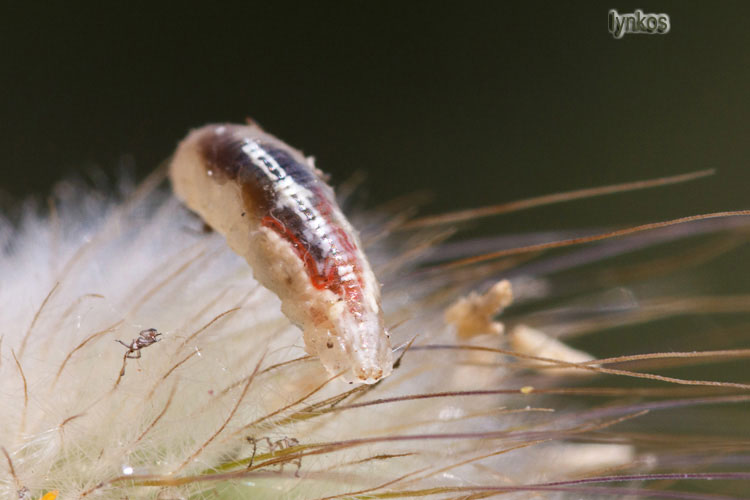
170,123,392,383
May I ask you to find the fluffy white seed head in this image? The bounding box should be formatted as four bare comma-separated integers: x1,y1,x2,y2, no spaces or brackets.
1,173,749,499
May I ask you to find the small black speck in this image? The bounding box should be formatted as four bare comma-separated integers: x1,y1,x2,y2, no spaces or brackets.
326,341,334,349
241,212,246,217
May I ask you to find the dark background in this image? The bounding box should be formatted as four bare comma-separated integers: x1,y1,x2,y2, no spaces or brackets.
1,1,748,236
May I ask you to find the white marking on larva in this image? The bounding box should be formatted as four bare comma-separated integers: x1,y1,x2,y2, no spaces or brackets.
241,138,338,256
169,123,393,384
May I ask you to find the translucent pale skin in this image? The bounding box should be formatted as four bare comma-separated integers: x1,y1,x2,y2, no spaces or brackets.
169,123,393,383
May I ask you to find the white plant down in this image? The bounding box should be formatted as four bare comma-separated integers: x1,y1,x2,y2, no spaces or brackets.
1,163,750,499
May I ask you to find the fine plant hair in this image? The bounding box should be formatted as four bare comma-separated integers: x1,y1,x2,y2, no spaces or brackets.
1,166,750,499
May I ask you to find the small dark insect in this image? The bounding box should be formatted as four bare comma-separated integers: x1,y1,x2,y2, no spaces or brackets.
246,436,302,476
115,328,162,376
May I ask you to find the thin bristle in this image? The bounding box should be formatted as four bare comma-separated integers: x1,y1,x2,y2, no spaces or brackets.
435,210,750,270
402,169,716,229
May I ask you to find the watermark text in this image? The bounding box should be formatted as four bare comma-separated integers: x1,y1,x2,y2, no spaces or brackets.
609,9,670,39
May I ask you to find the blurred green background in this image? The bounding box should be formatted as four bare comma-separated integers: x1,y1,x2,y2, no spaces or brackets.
1,1,748,236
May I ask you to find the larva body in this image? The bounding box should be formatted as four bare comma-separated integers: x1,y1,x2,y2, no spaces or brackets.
169,123,393,383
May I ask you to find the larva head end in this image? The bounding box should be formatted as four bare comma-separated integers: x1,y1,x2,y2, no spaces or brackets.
312,323,394,385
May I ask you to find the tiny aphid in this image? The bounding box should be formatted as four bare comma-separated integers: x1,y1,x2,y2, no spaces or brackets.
246,436,302,476
115,328,162,376
169,123,393,383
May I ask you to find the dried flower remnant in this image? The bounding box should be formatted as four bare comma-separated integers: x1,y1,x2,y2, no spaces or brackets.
444,279,513,337
510,324,597,376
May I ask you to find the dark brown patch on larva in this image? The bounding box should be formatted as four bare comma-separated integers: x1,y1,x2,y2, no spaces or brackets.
197,128,274,215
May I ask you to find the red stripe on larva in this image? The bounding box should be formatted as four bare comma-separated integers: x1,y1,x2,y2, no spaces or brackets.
261,214,366,318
